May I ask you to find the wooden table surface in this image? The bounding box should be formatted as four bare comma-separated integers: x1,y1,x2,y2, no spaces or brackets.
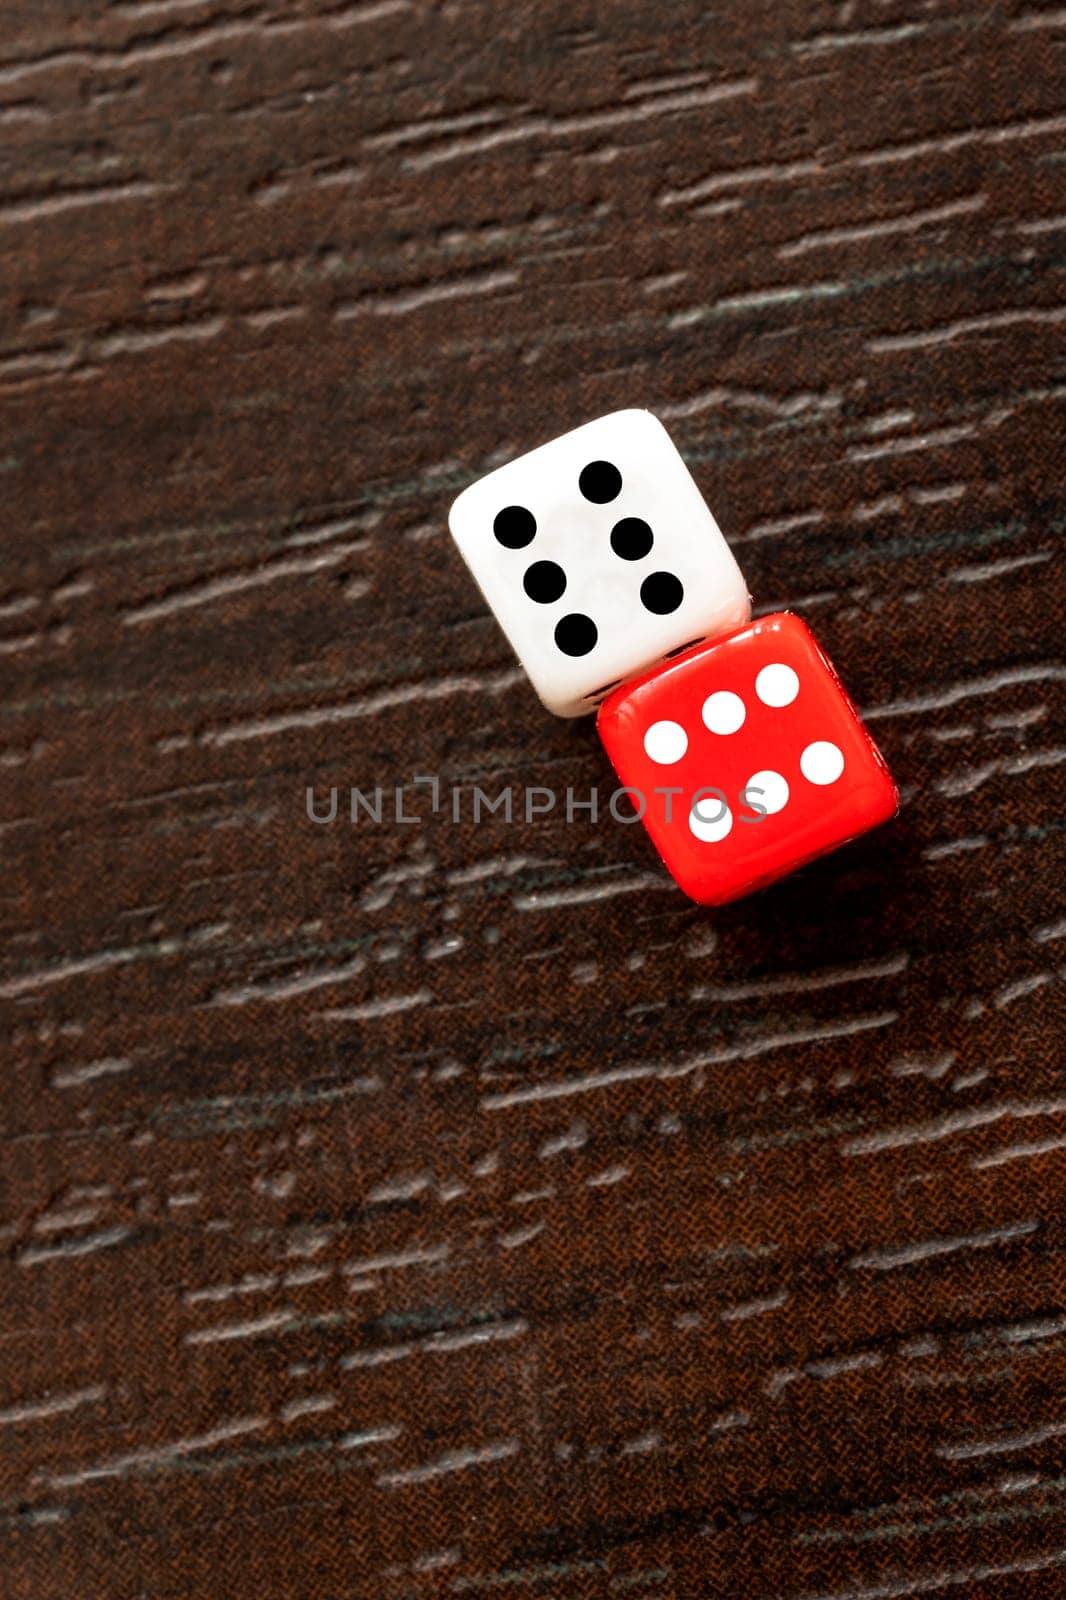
1,3,1064,1597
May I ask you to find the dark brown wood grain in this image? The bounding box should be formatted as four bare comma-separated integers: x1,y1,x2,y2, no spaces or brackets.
1,2,1064,1596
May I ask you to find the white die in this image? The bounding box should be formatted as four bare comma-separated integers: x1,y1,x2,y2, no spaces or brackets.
448,410,751,717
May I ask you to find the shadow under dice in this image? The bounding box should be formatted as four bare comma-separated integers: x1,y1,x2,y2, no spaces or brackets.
597,612,899,905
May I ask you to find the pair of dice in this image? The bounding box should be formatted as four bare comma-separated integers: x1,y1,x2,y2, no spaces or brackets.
449,410,898,905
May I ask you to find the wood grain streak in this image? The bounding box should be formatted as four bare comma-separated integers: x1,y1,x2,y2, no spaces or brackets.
0,0,1064,1597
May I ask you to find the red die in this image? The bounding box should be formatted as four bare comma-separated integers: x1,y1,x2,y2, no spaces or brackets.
597,612,898,906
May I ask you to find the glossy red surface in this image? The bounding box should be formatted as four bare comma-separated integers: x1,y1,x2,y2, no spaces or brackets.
597,613,899,905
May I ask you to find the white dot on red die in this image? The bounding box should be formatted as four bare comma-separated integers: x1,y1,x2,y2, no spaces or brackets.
744,769,789,816
688,793,733,842
800,740,845,785
643,719,688,764
756,663,799,707
701,690,746,735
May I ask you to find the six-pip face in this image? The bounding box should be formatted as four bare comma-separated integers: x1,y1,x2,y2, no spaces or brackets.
597,614,900,905
448,410,751,717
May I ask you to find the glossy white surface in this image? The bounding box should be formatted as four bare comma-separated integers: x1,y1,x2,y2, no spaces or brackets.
448,410,751,716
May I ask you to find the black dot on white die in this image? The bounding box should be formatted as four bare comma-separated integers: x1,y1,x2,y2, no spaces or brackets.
640,571,684,614
610,517,654,561
555,612,598,656
493,505,536,549
523,560,567,603
578,460,622,504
